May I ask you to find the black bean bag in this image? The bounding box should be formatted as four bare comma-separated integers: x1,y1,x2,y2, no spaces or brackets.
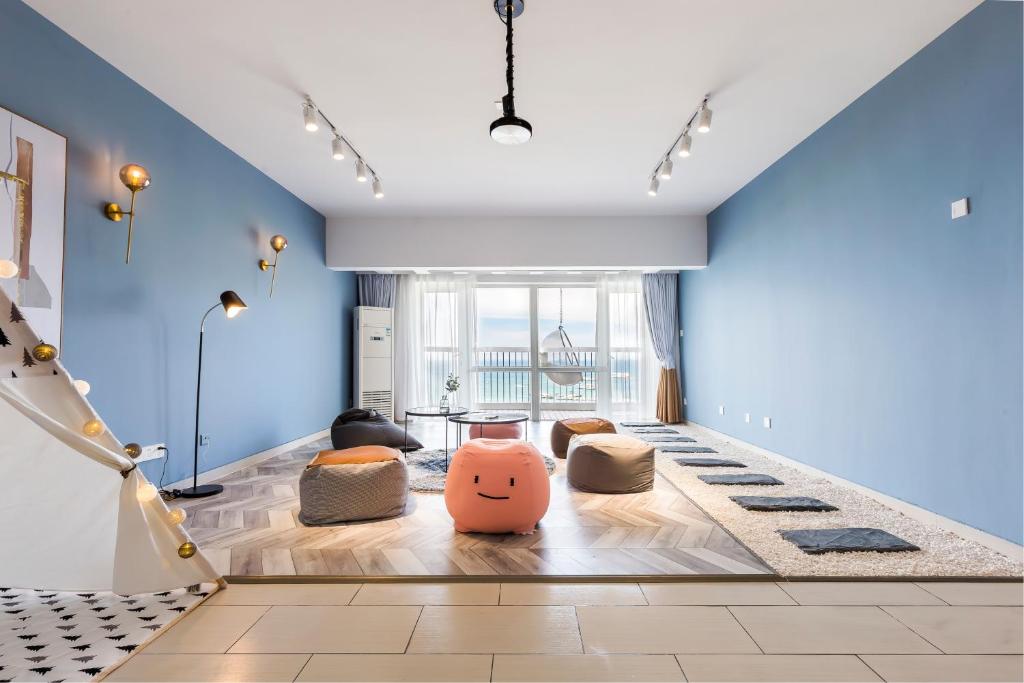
330,408,423,452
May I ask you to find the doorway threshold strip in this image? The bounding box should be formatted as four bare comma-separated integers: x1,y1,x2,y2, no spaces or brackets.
649,426,1022,577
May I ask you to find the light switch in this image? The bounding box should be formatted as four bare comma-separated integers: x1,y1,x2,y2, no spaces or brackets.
718,405,725,415
744,413,751,423
762,417,772,429
951,197,969,220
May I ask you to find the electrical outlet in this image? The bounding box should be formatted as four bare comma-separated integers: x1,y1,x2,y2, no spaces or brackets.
679,329,684,338
744,413,751,423
682,397,687,406
762,417,772,429
718,405,725,416
199,434,211,446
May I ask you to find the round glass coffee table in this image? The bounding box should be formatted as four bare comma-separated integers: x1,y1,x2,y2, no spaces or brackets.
404,406,469,467
449,411,530,447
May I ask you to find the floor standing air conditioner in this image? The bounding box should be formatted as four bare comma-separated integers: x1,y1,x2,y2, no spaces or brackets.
353,306,394,419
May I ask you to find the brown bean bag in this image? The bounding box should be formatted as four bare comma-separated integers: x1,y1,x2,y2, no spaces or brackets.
550,417,616,458
299,446,408,525
566,433,654,494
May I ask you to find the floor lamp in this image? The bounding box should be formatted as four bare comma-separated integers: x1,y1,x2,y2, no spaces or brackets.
180,290,248,498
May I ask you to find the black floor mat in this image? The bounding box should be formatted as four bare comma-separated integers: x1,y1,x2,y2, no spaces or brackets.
731,496,837,512
643,435,697,443
674,457,746,468
662,445,717,453
779,528,920,554
631,428,679,434
620,421,665,427
698,473,783,485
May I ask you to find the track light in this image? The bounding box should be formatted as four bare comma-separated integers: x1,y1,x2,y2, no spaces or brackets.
299,96,383,199
677,132,692,158
696,104,712,133
302,101,319,132
331,136,346,160
658,158,673,180
647,95,712,195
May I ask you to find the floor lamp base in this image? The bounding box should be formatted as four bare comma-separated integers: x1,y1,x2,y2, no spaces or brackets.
179,483,224,499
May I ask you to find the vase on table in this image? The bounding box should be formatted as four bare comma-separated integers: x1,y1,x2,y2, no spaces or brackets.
439,394,450,414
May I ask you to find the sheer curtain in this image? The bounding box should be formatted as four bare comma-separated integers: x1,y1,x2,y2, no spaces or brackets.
597,272,658,421
394,274,476,420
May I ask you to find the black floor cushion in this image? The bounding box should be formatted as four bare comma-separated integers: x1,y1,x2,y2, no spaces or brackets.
698,473,784,485
330,409,423,452
674,457,746,468
643,435,697,442
620,421,665,427
730,496,837,511
662,445,717,453
779,528,920,554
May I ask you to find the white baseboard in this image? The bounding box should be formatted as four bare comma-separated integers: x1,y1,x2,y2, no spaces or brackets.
163,429,329,491
687,421,1024,562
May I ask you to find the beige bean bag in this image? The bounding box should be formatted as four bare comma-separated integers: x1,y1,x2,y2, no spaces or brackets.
299,446,408,525
550,417,616,458
566,433,654,494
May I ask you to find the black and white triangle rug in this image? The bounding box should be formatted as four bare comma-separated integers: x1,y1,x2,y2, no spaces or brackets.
0,583,214,682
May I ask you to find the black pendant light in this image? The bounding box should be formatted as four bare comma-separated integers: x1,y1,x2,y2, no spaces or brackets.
490,0,532,145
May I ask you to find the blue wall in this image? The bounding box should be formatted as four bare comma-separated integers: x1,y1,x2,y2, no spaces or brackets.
680,2,1022,544
1,2,356,484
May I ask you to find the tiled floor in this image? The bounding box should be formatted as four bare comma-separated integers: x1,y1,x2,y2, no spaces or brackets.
107,580,1024,682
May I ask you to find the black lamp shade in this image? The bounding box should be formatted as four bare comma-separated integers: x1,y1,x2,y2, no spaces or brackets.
219,290,247,318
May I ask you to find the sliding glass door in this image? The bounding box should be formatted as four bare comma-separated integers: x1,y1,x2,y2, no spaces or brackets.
397,273,655,422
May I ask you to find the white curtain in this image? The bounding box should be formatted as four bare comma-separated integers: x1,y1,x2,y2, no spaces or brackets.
597,272,658,421
394,274,476,420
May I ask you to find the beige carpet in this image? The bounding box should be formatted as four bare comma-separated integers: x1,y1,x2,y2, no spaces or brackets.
649,426,1023,577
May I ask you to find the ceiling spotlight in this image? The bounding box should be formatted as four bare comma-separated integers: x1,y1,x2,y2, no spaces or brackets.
489,0,532,145
355,159,368,182
648,177,660,197
302,100,319,132
697,104,712,133
677,133,692,158
658,157,673,180
331,136,346,160
372,176,384,199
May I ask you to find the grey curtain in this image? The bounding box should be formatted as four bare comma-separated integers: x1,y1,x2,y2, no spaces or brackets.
357,273,396,308
642,272,683,423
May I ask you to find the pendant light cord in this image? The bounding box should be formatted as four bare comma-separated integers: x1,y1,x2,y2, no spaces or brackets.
503,0,515,115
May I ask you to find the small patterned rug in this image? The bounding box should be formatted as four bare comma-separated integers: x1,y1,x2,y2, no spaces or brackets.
406,448,556,493
0,583,214,682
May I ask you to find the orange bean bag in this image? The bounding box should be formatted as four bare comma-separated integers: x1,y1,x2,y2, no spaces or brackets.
468,422,524,440
444,438,550,535
550,417,616,458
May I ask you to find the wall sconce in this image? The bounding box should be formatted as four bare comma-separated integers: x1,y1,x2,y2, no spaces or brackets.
258,234,288,297
104,163,151,264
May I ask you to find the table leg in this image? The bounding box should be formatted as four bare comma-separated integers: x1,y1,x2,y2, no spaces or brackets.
444,418,449,472
404,413,408,453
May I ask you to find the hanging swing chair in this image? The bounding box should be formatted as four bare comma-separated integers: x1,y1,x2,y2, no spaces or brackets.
540,288,584,387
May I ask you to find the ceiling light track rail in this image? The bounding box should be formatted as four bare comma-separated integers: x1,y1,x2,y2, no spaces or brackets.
302,95,384,199
648,95,712,197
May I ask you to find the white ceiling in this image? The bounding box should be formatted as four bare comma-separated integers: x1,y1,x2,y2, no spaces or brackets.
28,0,979,218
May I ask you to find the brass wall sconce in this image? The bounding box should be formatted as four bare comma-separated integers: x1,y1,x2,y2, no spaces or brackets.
104,163,151,264
258,234,288,297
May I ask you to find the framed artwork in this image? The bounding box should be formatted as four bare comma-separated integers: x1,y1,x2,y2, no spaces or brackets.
0,105,67,350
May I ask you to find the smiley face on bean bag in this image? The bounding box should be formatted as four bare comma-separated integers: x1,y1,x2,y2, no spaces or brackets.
444,439,550,535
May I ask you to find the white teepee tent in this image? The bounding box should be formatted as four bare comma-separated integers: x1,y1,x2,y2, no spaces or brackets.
0,288,221,594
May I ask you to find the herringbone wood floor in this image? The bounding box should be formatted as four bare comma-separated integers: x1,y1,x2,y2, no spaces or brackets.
180,420,773,577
